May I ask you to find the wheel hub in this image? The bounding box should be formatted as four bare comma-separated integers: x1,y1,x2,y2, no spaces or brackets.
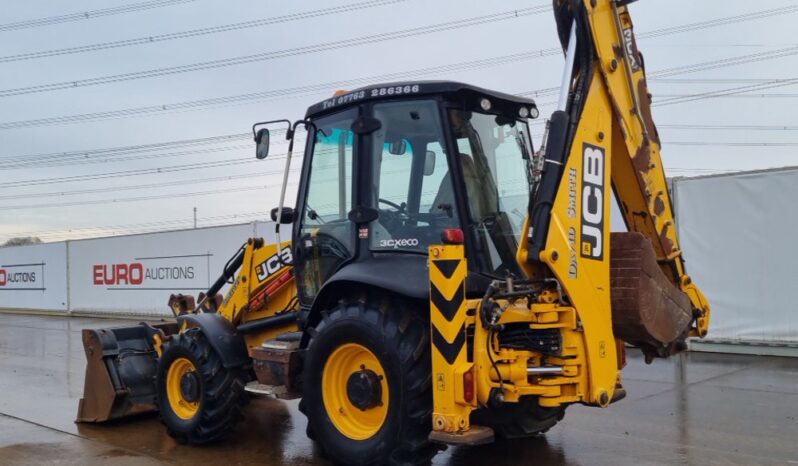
322,343,390,440
179,371,200,403
346,367,382,411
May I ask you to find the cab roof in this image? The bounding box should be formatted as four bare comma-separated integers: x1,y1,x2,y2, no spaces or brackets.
304,80,537,119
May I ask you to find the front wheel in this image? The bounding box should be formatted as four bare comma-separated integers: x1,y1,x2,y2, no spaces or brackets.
300,298,438,465
155,328,248,444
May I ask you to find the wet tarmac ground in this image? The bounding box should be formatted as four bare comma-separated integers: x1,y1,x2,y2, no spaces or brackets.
0,313,796,466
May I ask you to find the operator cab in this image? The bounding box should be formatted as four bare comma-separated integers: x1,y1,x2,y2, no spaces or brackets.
254,81,538,304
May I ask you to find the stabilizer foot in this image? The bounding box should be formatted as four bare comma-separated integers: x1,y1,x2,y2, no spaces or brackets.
429,425,494,446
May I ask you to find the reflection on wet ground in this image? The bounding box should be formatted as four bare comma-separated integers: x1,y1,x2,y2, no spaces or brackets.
0,314,796,465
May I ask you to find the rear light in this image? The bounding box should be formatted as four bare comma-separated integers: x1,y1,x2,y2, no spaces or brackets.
463,369,475,403
441,228,464,245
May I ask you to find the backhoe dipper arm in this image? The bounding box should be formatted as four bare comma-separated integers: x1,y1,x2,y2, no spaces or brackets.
578,0,709,336
523,0,709,340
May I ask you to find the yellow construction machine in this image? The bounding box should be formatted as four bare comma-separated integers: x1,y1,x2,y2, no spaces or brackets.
77,0,710,463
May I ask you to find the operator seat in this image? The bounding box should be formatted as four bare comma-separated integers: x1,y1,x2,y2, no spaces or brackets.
432,153,492,220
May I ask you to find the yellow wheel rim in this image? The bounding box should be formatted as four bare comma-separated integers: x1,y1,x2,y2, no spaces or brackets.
166,357,200,420
322,343,389,440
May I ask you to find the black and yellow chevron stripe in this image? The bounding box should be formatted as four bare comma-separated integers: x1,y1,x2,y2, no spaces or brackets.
429,245,473,431
430,255,466,365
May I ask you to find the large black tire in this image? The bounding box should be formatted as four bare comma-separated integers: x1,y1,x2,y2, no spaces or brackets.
156,328,249,444
299,297,438,466
471,396,566,440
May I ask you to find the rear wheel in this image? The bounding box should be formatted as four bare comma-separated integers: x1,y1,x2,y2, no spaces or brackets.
156,328,248,444
471,396,566,440
299,297,438,465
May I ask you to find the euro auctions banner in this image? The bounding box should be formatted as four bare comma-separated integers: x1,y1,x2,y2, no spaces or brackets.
68,223,258,316
0,242,68,311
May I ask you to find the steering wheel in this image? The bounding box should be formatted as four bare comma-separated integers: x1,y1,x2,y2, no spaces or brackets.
378,198,405,212
304,231,350,260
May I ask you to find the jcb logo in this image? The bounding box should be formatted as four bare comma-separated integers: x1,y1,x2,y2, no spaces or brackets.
255,248,293,282
581,144,605,260
623,27,640,72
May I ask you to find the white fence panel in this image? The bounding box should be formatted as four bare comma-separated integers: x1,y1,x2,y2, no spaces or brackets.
68,224,256,316
674,168,798,344
0,242,68,312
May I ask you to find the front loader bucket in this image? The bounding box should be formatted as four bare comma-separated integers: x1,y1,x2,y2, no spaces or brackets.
76,322,177,423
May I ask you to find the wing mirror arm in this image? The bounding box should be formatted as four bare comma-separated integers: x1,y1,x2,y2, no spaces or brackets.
252,119,293,159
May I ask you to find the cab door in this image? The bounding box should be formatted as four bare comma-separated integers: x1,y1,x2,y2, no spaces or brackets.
294,109,357,305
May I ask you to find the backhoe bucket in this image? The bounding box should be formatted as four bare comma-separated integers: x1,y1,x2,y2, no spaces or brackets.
76,322,177,423
610,232,693,359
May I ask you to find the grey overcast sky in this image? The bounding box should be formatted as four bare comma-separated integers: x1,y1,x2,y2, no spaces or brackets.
0,0,796,242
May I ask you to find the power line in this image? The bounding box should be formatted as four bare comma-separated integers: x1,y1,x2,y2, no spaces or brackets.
668,168,740,172
667,142,798,147
1,210,270,240
4,65,792,172
655,77,798,106
524,53,798,103
0,132,302,170
659,124,798,131
0,0,198,33
0,6,551,98
5,7,790,237
653,46,798,78
0,53,545,130
0,132,250,162
0,143,253,170
0,145,329,188
3,14,797,186
2,69,794,171
638,5,798,39
658,93,798,98
2,5,795,129
526,63,798,110
0,185,269,211
653,78,794,84
0,171,282,201
0,0,408,64
0,157,256,188
0,50,791,133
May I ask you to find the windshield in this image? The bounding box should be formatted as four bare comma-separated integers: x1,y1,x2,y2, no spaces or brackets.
448,109,533,275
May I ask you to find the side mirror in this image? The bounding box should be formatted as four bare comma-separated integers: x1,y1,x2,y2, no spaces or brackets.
270,206,295,224
423,150,436,176
388,140,407,155
255,128,270,159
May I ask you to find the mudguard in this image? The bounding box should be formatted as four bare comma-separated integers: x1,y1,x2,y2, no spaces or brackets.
177,313,250,369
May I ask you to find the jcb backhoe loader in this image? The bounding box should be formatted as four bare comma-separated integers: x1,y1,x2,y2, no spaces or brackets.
77,1,710,464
